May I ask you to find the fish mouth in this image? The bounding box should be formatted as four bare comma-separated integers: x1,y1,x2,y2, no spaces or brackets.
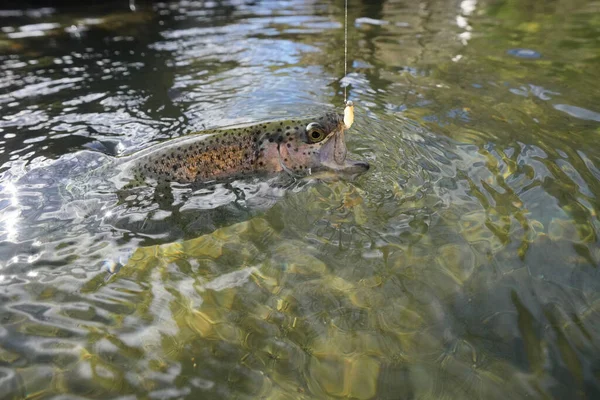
320,156,370,175
319,127,370,174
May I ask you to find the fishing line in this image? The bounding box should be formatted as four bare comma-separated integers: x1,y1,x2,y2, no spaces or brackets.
344,0,348,103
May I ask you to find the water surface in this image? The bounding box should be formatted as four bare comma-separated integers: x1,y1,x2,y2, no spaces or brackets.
1,0,600,398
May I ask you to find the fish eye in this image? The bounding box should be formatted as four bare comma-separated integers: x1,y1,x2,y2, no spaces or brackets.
306,122,326,143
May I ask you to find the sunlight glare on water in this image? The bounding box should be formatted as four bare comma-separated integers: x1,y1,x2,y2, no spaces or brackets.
0,0,599,398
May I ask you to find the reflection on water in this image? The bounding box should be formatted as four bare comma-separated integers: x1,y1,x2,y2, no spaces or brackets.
1,0,600,398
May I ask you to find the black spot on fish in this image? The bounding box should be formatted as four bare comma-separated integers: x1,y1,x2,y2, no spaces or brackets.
269,138,274,142
286,132,290,136
287,143,291,148
277,137,283,142
286,126,290,130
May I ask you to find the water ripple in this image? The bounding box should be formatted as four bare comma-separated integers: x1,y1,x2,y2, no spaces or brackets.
0,0,599,398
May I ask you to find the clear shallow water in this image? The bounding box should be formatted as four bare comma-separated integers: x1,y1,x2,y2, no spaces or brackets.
1,0,600,398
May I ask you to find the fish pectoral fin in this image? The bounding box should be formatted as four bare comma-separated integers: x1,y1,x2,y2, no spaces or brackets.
153,180,175,208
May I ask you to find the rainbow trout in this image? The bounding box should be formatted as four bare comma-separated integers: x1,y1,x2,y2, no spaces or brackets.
115,104,368,188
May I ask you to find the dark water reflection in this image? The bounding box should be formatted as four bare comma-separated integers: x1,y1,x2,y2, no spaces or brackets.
1,0,600,398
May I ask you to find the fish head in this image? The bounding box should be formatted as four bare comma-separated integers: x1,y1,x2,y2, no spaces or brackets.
271,112,369,176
